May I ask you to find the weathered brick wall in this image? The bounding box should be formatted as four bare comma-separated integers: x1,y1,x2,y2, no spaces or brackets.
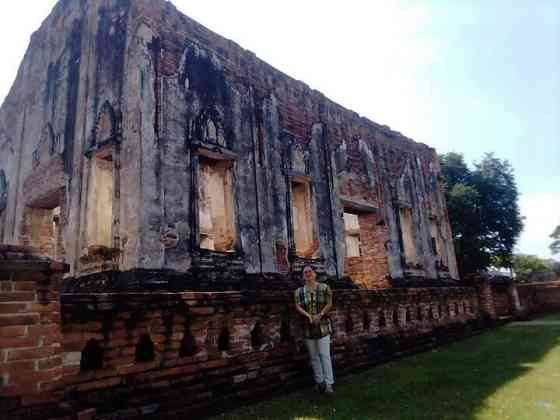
344,213,390,289
0,245,68,412
472,279,560,319
473,280,497,320
517,282,560,315
0,0,460,286
0,245,484,420
491,284,513,317
45,286,479,419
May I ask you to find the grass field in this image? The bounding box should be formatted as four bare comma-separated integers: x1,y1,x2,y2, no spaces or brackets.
211,314,560,420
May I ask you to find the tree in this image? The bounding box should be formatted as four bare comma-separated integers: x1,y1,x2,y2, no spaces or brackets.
472,154,523,267
550,225,560,256
440,152,523,277
511,254,551,277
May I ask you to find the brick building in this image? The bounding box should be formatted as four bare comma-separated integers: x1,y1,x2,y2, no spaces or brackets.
0,1,478,418
0,0,458,290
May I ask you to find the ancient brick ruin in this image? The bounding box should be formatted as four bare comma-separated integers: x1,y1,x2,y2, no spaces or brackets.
0,1,536,419
0,0,459,288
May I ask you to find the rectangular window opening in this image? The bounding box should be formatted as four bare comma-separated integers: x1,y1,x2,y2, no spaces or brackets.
399,207,417,266
342,208,377,287
198,157,236,252
343,212,361,257
430,218,448,267
23,203,65,262
429,220,438,255
291,180,317,258
86,152,114,249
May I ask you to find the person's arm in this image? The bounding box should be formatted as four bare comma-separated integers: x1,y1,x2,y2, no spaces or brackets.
294,289,313,324
295,303,313,324
318,285,333,319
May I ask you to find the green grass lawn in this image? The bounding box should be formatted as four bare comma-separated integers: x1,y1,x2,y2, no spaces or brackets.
212,314,560,420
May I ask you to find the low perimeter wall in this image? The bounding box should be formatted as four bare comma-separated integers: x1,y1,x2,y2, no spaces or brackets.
0,247,482,419
517,281,560,316
3,245,559,419
480,278,560,320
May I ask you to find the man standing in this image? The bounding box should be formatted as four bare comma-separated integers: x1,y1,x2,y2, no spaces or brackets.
294,265,335,394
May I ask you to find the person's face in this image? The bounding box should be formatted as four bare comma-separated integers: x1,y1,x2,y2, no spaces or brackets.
303,267,316,283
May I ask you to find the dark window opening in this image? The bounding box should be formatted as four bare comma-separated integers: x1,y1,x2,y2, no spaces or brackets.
135,334,155,363
250,321,265,349
378,310,386,328
218,326,230,351
363,311,371,332
430,305,437,320
345,314,354,333
80,339,104,372
417,306,423,321
179,329,198,358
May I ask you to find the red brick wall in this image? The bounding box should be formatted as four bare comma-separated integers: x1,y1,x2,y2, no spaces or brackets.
474,280,497,320
0,243,483,420
345,213,390,288
517,282,560,315
491,285,513,317
0,245,68,409
52,286,479,419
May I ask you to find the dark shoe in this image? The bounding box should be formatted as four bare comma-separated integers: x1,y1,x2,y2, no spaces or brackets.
314,382,326,393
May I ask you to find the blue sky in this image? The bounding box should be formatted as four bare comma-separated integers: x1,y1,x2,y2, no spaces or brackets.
0,0,558,259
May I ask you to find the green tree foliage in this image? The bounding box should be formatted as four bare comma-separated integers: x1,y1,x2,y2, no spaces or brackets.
511,254,551,277
550,225,560,256
439,152,523,277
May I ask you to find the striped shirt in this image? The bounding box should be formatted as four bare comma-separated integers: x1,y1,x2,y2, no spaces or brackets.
294,282,333,339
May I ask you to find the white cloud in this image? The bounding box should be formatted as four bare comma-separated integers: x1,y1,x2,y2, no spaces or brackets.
517,192,560,260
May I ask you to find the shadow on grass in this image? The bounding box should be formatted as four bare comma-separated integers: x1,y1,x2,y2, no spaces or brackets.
213,317,560,420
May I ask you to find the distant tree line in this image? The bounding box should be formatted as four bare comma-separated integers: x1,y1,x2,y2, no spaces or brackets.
511,254,559,282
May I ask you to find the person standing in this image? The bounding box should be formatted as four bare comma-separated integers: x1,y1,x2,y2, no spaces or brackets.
294,265,335,394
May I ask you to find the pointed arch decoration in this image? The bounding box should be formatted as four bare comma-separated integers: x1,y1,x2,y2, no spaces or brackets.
281,132,311,176
193,107,226,147
395,157,415,206
32,123,60,166
86,101,122,156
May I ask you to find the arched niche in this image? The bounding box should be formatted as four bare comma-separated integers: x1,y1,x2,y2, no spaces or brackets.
32,123,60,167
86,101,122,155
193,108,226,147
